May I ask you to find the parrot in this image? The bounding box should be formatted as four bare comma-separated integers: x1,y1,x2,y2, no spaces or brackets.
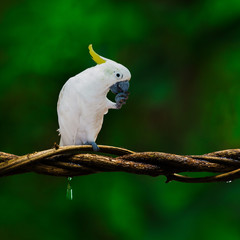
57,44,131,151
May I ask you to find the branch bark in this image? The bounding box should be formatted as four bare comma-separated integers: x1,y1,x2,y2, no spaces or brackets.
1,145,240,183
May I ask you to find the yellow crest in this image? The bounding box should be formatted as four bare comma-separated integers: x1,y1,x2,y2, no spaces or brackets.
88,44,106,64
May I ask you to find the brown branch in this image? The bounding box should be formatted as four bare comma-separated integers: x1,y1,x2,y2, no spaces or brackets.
1,145,240,183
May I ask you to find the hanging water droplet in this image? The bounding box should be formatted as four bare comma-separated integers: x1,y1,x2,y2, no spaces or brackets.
66,177,73,200
226,180,232,184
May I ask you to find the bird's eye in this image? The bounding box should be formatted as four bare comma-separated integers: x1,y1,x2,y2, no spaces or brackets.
115,72,122,79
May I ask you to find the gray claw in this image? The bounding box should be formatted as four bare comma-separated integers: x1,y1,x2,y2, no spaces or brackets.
115,92,129,109
85,142,100,151
115,92,129,102
91,142,100,151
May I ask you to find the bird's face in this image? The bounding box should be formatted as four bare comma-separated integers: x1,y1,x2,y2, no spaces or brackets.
103,60,131,94
88,44,131,95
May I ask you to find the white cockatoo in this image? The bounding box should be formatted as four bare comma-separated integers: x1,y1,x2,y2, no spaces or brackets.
57,44,131,151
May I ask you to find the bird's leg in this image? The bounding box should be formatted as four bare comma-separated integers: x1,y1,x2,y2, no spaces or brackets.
86,141,100,151
106,99,117,109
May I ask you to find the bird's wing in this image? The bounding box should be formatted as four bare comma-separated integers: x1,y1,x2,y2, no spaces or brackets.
57,82,83,146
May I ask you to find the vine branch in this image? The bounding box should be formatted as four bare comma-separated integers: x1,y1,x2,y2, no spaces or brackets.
1,145,240,183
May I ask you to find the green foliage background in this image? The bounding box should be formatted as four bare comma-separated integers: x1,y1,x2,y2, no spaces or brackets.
1,0,240,239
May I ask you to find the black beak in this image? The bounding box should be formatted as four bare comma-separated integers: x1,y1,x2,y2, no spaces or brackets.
110,80,130,94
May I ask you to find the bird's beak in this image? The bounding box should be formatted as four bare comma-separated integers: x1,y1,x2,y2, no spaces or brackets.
110,80,130,94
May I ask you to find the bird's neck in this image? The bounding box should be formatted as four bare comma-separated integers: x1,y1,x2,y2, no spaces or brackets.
85,80,110,98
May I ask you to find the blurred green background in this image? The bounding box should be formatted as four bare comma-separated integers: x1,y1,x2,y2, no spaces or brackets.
1,0,240,239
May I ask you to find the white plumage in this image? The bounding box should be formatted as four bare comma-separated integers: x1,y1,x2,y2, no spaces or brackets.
57,45,131,149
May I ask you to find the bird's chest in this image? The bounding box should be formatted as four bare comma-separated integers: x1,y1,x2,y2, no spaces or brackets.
80,97,108,121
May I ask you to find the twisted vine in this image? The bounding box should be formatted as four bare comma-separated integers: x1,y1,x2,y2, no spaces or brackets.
1,145,240,183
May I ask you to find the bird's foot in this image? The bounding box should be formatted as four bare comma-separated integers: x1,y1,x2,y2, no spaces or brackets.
86,142,100,151
115,92,129,109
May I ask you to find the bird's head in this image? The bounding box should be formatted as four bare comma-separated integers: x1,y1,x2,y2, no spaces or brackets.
88,44,131,94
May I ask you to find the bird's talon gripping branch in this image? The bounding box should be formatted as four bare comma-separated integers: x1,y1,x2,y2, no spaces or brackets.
84,141,100,151
90,142,100,151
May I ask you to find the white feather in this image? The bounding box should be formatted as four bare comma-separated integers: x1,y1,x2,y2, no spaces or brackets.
57,59,131,146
